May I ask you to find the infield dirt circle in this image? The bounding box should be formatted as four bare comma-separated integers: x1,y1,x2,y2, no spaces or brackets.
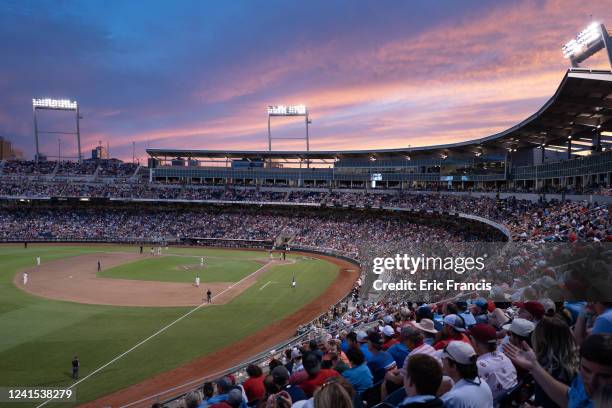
11,246,358,408
14,251,290,307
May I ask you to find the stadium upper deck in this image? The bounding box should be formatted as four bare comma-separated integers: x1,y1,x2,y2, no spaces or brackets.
146,68,612,190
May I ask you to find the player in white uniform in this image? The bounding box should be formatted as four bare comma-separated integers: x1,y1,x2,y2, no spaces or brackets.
23,272,28,285
195,276,200,287
36,256,41,266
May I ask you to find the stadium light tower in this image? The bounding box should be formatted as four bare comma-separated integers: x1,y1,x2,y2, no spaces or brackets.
32,98,82,164
267,105,311,152
561,22,612,69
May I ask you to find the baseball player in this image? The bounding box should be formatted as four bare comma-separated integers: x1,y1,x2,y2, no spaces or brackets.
291,274,296,289
23,272,28,285
200,257,204,266
72,356,79,380
195,276,200,287
97,260,101,272
206,289,212,303
36,256,41,266
150,247,154,256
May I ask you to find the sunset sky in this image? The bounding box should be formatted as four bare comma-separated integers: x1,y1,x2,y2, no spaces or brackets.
1,0,611,161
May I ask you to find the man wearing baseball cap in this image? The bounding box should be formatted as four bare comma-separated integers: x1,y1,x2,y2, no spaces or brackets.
366,331,397,384
502,318,535,347
470,323,517,400
433,314,471,350
440,341,493,407
382,325,399,350
455,301,477,328
271,365,307,404
473,298,490,325
385,326,440,392
516,301,545,323
356,330,373,362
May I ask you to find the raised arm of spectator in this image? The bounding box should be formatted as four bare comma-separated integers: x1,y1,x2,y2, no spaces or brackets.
503,341,569,408
573,304,592,347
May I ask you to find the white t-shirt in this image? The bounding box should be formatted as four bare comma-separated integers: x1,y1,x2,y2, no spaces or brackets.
441,378,493,408
477,351,517,400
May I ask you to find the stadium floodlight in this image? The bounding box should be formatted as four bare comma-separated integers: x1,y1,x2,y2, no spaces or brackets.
267,105,307,116
32,98,78,110
267,104,311,155
561,22,612,68
32,97,82,163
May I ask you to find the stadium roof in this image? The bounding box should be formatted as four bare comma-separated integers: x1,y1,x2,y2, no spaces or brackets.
147,68,612,161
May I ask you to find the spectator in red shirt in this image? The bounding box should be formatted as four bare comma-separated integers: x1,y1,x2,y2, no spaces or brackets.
433,314,471,350
382,325,399,350
242,363,265,403
298,353,340,397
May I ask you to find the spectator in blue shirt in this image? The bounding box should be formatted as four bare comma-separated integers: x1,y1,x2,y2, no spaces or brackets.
504,333,612,408
356,331,373,362
574,302,612,346
366,332,397,384
342,346,373,394
387,327,411,369
592,303,612,334
473,298,490,325
455,301,477,328
199,377,233,407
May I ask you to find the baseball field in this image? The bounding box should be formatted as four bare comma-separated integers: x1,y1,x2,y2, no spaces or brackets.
0,244,356,407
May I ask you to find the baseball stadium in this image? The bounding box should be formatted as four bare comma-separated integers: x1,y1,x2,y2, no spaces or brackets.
1,4,612,408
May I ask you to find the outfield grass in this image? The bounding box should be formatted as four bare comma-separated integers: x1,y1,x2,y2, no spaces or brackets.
0,244,339,407
98,254,265,283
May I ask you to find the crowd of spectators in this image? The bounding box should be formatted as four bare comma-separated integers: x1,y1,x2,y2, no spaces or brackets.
0,159,138,177
1,183,609,243
2,160,56,175
167,298,612,408
0,206,290,242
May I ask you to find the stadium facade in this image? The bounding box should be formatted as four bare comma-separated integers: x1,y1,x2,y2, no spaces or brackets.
146,68,612,191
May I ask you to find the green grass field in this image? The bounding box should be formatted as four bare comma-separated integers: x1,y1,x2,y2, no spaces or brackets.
0,244,339,407
99,254,265,282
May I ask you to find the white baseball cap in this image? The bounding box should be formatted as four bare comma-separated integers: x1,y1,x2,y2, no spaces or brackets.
443,314,466,332
502,318,535,338
441,341,476,365
356,331,368,343
382,325,395,337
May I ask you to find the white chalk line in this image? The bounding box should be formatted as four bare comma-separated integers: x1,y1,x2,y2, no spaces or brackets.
258,281,278,291
35,260,275,408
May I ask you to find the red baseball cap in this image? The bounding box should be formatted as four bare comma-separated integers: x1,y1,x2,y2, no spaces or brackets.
468,323,497,344
516,301,545,320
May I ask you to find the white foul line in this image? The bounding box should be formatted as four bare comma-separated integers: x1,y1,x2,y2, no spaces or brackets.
258,281,278,291
36,260,273,408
